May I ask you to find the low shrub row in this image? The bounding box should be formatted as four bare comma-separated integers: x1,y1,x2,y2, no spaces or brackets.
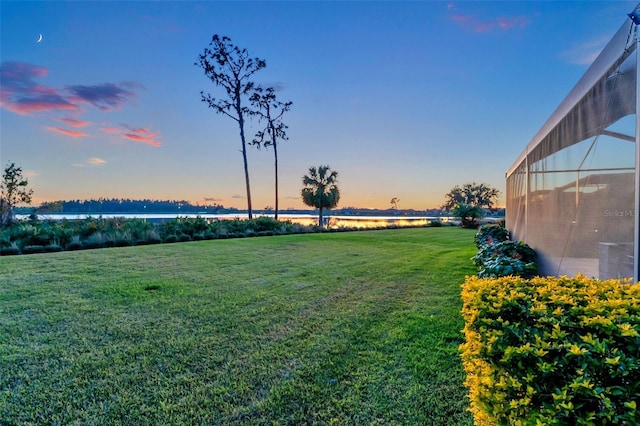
0,216,312,255
0,215,447,255
460,275,640,425
472,224,537,278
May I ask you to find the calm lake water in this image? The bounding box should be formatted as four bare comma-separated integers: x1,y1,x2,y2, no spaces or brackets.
18,213,460,229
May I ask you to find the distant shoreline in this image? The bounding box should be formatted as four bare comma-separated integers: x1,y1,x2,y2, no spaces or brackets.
15,213,504,228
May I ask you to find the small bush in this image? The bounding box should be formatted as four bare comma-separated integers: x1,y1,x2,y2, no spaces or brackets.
147,235,162,244
429,220,443,227
460,275,640,425
66,241,83,251
252,216,283,232
83,241,104,250
471,224,536,278
472,240,537,278
22,245,47,255
474,224,509,248
44,245,63,252
0,246,21,256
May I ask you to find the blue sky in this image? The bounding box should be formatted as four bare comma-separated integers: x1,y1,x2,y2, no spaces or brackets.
1,1,637,210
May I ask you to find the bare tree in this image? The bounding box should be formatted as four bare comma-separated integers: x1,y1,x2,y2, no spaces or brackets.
250,87,292,220
390,197,400,209
1,162,33,226
196,35,266,219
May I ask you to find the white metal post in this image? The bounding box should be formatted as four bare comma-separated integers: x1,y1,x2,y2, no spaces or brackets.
635,26,640,283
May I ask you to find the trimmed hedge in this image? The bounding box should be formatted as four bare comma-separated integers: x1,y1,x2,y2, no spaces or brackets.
460,275,640,425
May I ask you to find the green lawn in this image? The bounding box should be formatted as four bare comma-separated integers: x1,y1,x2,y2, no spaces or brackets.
0,227,477,425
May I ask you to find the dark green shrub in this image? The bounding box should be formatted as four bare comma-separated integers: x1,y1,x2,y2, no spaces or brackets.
44,245,63,252
453,203,485,228
66,241,83,251
0,246,21,256
252,216,283,232
83,241,104,250
178,234,191,242
472,240,537,278
429,220,443,227
178,216,209,237
115,239,134,247
474,224,509,248
22,245,46,255
0,236,11,248
163,235,178,243
225,219,247,234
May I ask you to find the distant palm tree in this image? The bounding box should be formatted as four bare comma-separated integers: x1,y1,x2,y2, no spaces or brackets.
301,165,340,230
390,197,400,209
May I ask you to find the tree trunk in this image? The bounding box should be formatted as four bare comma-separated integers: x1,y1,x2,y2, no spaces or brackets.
272,125,279,221
318,206,324,230
0,199,11,227
238,109,253,219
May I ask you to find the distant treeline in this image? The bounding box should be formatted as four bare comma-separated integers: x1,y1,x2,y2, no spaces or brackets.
27,199,230,214
15,198,504,217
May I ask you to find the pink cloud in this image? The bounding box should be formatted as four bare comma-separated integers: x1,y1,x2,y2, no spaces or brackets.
0,62,79,115
1,61,48,80
100,127,123,134
4,98,79,115
0,61,143,117
1,61,162,145
122,126,162,147
46,126,89,137
59,117,91,128
101,124,162,147
450,14,530,33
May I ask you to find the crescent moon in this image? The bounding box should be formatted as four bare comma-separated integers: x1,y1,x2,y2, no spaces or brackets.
37,34,43,43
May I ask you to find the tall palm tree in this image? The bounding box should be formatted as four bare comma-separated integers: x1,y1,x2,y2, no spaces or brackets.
301,165,340,230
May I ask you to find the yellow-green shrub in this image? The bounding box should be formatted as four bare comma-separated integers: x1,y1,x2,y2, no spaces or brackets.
460,275,640,425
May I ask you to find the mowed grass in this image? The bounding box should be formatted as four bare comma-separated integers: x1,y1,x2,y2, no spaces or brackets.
0,227,477,425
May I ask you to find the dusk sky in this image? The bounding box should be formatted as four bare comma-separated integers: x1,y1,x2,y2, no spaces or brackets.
1,1,637,211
